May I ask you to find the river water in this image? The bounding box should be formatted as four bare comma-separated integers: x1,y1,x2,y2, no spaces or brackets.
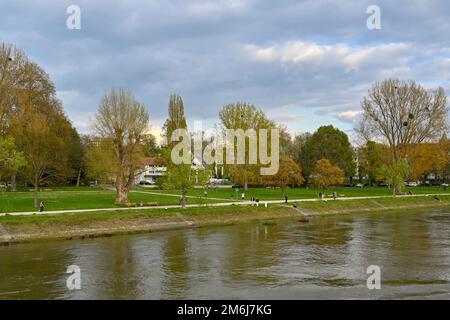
1,207,449,300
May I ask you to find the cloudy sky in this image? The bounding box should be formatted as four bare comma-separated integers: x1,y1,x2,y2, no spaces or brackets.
1,0,449,139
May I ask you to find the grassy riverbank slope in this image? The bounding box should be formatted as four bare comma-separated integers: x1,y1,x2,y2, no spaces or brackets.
1,195,449,245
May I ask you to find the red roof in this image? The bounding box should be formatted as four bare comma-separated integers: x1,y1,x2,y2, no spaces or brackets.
139,157,166,167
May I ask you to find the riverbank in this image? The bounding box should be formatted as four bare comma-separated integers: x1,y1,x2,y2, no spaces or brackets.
1,195,449,245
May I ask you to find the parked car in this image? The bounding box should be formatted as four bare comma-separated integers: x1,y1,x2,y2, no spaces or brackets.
139,180,154,185
442,183,449,187
405,182,419,187
354,183,364,188
0,182,6,188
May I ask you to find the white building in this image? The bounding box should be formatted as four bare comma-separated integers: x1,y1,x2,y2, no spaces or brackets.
136,157,166,185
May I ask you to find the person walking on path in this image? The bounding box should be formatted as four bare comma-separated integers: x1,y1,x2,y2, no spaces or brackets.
241,192,245,200
284,194,288,203
332,192,337,200
39,200,45,213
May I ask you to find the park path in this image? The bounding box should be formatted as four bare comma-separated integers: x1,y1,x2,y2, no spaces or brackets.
1,193,449,217
130,189,233,202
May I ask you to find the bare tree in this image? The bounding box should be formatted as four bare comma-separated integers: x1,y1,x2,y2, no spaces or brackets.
356,79,448,161
94,89,149,205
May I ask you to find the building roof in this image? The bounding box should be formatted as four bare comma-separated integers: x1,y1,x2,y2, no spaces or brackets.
139,157,166,167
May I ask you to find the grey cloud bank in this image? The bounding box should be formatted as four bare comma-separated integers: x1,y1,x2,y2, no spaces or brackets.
1,0,449,134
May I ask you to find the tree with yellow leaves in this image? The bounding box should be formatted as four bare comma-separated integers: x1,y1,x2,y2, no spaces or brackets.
310,159,345,193
262,156,304,196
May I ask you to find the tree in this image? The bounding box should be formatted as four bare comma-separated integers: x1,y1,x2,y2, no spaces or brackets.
357,141,387,186
376,159,410,195
18,112,70,207
219,102,275,189
143,133,161,157
1,43,78,204
85,138,116,184
0,137,26,188
356,79,448,162
300,125,355,182
262,156,304,195
310,159,345,192
93,89,149,205
163,94,187,147
279,125,294,158
292,132,311,182
162,163,209,208
407,143,447,182
67,128,85,187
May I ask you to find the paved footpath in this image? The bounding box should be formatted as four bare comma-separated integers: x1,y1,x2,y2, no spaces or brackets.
1,193,448,217
130,189,233,202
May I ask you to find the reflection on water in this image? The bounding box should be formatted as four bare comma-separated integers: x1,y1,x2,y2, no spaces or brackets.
1,208,449,299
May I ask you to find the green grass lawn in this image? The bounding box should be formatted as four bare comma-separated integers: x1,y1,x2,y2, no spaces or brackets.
0,186,448,213
138,186,449,201
0,189,224,213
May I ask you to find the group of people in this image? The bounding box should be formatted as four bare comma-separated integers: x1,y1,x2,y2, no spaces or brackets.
318,192,338,200
250,196,260,206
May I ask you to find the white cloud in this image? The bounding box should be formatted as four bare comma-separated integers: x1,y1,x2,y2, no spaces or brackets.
244,41,411,71
334,110,362,124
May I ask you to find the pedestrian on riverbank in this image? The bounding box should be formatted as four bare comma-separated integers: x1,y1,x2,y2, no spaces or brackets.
39,201,44,213
332,192,337,200
284,194,288,203
241,192,245,200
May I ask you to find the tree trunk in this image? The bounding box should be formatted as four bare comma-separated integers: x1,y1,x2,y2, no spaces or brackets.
34,176,38,208
115,175,129,205
76,168,82,187
181,190,187,208
116,186,128,205
11,174,17,192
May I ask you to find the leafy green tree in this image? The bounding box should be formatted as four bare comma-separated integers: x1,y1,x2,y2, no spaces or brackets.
0,137,26,188
357,141,387,185
143,133,161,157
300,125,355,183
85,138,116,184
1,43,80,203
162,164,209,208
67,128,85,186
376,159,411,195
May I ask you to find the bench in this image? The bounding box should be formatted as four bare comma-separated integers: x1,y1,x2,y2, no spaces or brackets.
146,202,159,207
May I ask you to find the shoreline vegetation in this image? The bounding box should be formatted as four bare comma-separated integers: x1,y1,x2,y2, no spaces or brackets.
1,195,449,245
